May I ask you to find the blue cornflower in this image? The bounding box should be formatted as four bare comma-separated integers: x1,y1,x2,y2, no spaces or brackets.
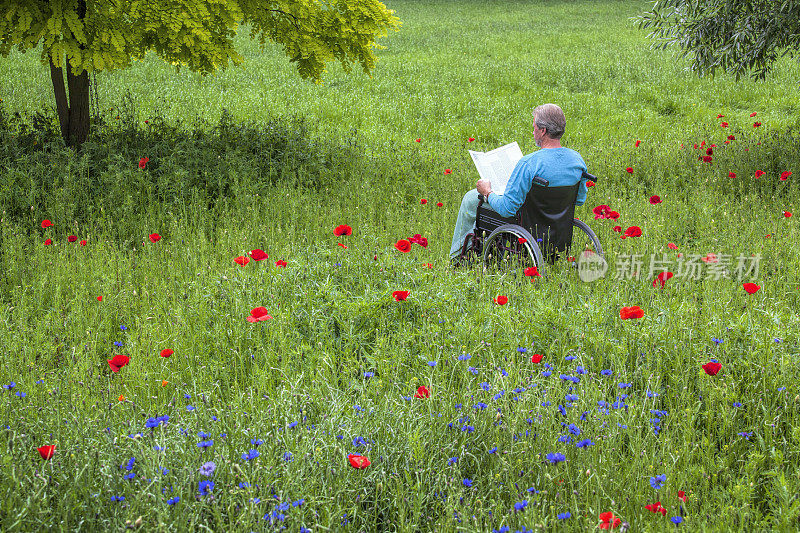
557,404,567,417
546,452,565,464
650,474,666,490
199,462,216,476
288,421,298,429
352,436,368,447
461,425,475,433
458,354,472,361
492,391,505,400
283,452,294,462
474,402,488,410
576,439,594,448
113,341,123,347
468,366,479,374
184,394,191,399
514,500,528,511
124,472,135,480
14,391,26,398
186,405,195,411
564,355,576,361
488,447,497,454
738,431,753,439
600,369,613,376
778,387,786,392
462,478,473,487
242,449,260,461
517,347,527,353
732,402,742,407
197,440,214,448
292,499,305,507
493,527,510,533
239,482,251,488
541,400,551,407
251,438,264,447
251,497,262,504
364,371,374,378
558,435,572,443
618,382,632,388
2,382,15,390
557,512,571,519
448,457,458,465
120,325,127,331
36,380,44,384
122,457,135,471
527,487,539,494
712,338,723,344
111,496,125,502
575,366,587,375
671,516,683,524
542,370,552,377
167,496,180,505
428,361,437,367
454,403,463,410
300,528,312,533
198,480,214,496
500,368,508,377
480,382,492,391
161,468,169,475
276,502,291,512
198,431,211,439
353,405,362,411
647,390,659,398
567,423,581,436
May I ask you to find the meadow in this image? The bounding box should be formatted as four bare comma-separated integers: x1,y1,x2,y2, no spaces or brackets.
1,0,800,531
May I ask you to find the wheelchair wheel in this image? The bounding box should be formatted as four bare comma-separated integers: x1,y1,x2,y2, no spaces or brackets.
571,219,604,260
482,224,544,271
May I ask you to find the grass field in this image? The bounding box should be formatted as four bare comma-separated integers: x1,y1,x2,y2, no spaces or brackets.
1,0,800,531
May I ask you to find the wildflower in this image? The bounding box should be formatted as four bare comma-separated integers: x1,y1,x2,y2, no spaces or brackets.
347,454,370,469
621,226,642,239
37,445,56,460
160,349,173,358
514,500,528,511
420,199,428,205
458,354,472,361
524,266,541,278
780,171,792,181
652,271,674,288
702,361,722,376
197,440,214,448
677,490,687,502
234,256,250,266
625,167,633,174
576,439,594,448
415,138,421,142
601,369,613,376
436,202,444,207
334,225,352,236
468,137,475,142
199,462,216,476
247,307,272,323
671,516,683,524
530,354,543,363
186,405,195,411
742,283,760,294
593,205,611,219
619,306,644,319
667,242,678,250
755,170,766,178
392,290,409,301
753,121,761,127
720,122,728,127
107,354,130,373
493,295,508,305
599,511,622,530
650,474,666,490
148,233,161,243
249,249,268,261
635,140,641,147
649,195,661,204
198,480,214,496
242,449,260,461
68,235,77,243
618,382,632,389
395,239,411,253
41,219,53,228
138,156,149,169
44,238,52,245
613,225,621,232
738,431,753,439
444,169,452,175
167,496,180,505
462,478,473,487
414,385,430,399
546,452,566,464
557,512,572,519
448,457,458,465
784,211,792,217
275,260,287,267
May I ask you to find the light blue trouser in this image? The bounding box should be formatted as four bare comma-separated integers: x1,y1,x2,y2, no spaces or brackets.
449,189,497,258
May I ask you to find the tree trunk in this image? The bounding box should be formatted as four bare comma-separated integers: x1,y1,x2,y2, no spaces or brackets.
48,0,90,149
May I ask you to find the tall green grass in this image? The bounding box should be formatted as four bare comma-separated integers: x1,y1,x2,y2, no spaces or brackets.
1,1,800,531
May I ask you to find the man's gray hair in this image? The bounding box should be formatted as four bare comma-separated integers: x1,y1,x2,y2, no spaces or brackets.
533,103,566,140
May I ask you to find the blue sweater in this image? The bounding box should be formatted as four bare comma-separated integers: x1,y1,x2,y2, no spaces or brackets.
486,147,588,217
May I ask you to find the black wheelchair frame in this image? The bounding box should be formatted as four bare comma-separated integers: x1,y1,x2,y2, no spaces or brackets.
458,171,604,272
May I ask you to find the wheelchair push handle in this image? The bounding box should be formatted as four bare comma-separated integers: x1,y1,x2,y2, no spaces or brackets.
582,171,598,183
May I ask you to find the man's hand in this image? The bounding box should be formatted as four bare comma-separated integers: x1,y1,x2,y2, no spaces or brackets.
476,179,493,197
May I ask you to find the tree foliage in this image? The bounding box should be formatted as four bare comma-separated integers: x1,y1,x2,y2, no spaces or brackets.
638,0,800,80
0,0,400,146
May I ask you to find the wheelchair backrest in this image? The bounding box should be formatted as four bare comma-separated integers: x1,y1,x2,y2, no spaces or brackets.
519,181,580,263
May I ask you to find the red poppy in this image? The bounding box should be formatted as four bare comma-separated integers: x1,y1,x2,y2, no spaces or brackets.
619,305,644,319
701,253,718,263
720,122,728,128
645,502,666,514
728,135,735,140
530,353,543,363
96,296,102,301
780,171,792,181
613,226,621,232
148,233,161,243
717,114,725,118
621,226,642,239
415,138,421,143
702,155,713,163
80,240,87,246
436,202,443,207
249,249,268,261
607,211,620,220
783,211,792,218
729,171,737,179
753,121,761,127
44,238,52,245
755,170,765,178
678,490,687,502
395,239,411,253
524,266,541,278
625,167,633,174
742,283,760,294
700,141,706,148
444,169,452,175
392,290,409,301
348,454,371,469
409,234,428,248
599,511,622,530
652,271,674,288
138,156,149,169
337,243,348,249
334,224,352,236
247,307,272,322
702,361,722,376
414,385,430,399
592,205,611,219
706,147,713,155
423,263,433,268
108,354,131,373
750,112,757,117
41,219,53,228
37,445,56,460
234,256,250,266
67,235,77,243
420,199,427,205
635,140,641,147
275,260,287,267
493,295,508,305
586,181,595,187
467,137,475,143
649,195,661,205
667,242,678,250
518,237,527,244
160,349,173,358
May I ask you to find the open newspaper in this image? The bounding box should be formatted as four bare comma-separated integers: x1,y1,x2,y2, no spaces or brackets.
468,141,523,196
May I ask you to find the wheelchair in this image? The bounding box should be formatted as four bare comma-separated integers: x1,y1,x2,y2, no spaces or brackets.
457,171,604,273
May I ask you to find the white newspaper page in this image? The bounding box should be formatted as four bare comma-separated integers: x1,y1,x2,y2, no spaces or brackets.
468,141,523,195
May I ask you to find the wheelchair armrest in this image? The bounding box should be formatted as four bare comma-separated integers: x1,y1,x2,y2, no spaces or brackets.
581,171,598,183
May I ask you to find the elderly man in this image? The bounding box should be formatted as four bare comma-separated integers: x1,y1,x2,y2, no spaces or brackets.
449,103,589,263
